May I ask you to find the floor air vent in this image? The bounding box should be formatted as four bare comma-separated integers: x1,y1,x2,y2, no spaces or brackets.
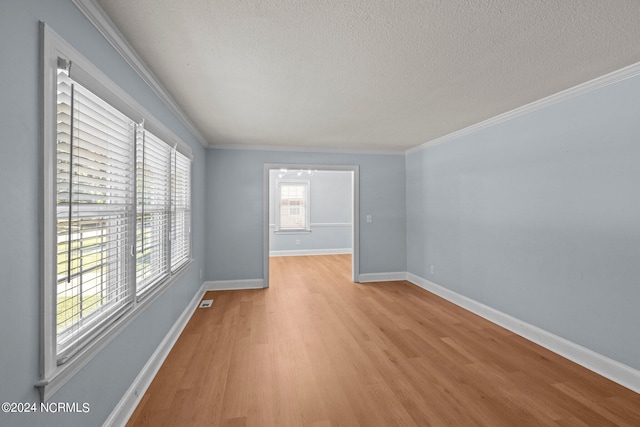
199,299,213,308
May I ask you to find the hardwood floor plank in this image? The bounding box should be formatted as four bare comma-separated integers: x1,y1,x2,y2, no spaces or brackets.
219,336,251,421
552,382,635,427
127,255,640,426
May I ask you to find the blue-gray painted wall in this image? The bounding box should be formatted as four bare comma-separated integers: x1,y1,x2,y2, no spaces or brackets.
269,170,352,253
0,1,206,426
205,149,407,281
2,1,639,425
406,73,640,370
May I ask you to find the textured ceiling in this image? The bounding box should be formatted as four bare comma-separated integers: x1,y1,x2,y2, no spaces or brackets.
95,0,640,151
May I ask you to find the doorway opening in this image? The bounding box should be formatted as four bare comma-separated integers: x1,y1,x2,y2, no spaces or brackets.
263,164,359,287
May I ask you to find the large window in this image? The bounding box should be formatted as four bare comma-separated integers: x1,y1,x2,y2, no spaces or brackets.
136,128,171,296
171,151,192,270
275,180,310,232
41,25,192,400
55,67,136,361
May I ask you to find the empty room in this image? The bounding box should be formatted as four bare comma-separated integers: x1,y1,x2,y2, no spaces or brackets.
1,0,639,426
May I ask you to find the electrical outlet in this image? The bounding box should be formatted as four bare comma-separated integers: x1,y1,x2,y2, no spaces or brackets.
296,239,300,245
430,265,434,274
366,215,372,223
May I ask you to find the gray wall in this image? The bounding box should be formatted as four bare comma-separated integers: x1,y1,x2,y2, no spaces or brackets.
406,73,640,370
269,169,352,253
0,1,206,426
206,149,406,280
4,1,637,425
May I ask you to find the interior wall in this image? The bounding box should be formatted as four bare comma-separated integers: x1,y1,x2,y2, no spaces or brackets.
0,1,206,426
206,149,406,281
5,2,638,425
406,72,640,371
269,169,352,254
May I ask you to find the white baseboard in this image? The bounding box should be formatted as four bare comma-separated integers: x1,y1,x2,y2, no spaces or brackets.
103,283,207,427
269,248,352,257
358,272,408,283
104,271,640,427
204,278,265,291
406,273,640,394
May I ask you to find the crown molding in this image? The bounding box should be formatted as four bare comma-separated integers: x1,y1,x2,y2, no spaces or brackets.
74,0,640,156
406,60,640,155
210,142,405,156
72,0,208,148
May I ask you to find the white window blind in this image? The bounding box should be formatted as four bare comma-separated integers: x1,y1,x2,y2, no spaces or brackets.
41,26,195,399
278,182,309,230
56,68,135,361
171,150,191,270
136,128,171,296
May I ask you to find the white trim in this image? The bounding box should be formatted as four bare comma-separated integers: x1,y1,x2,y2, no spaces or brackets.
352,169,360,283
102,272,640,426
71,0,207,148
102,283,206,427
275,179,311,232
40,21,58,394
264,164,360,286
272,230,312,236
41,24,192,157
406,61,640,155
269,248,352,257
204,279,265,291
38,24,194,401
358,272,408,283
65,0,640,155
269,222,352,228
406,273,640,394
212,143,404,155
37,260,191,401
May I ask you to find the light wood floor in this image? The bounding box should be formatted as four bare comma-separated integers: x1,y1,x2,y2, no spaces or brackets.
127,255,640,426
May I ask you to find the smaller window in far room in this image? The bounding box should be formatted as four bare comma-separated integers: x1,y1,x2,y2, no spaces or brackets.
276,180,310,232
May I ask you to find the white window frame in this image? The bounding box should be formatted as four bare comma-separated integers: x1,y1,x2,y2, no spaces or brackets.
39,23,192,401
135,128,172,299
170,150,192,271
53,64,137,365
275,179,311,233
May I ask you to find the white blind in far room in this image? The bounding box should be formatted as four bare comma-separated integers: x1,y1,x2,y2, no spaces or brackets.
279,183,307,229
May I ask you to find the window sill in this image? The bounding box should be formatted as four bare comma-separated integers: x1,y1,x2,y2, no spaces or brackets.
274,229,311,235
